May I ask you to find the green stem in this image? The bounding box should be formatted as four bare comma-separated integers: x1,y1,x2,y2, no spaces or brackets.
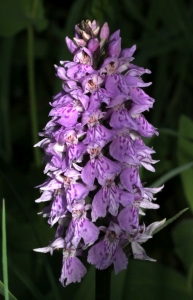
27,25,41,167
187,263,193,292
95,268,111,300
2,199,9,300
0,37,14,163
31,0,39,18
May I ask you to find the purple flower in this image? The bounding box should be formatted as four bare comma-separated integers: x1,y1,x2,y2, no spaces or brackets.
87,222,128,274
65,202,99,247
91,173,134,221
81,73,111,111
55,61,95,81
59,246,87,286
127,219,166,261
108,103,138,130
34,237,65,251
82,110,114,144
48,192,67,226
34,19,164,286
81,144,121,187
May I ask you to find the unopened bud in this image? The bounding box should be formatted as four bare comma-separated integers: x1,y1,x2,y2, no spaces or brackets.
82,31,91,41
100,22,110,40
75,24,82,38
81,20,86,31
86,20,92,28
109,30,120,42
108,38,121,58
93,26,100,37
73,38,87,47
65,37,78,54
91,20,98,30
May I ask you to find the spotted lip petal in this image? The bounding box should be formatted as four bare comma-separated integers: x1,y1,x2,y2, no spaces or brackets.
87,222,128,273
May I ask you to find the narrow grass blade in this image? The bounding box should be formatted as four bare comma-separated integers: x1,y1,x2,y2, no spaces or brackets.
2,198,9,300
150,162,193,187
0,281,17,300
0,171,62,300
153,208,189,234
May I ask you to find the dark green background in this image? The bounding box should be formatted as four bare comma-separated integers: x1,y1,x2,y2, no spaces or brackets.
0,0,193,299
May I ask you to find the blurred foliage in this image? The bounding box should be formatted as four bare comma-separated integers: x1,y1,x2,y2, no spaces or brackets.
0,0,193,299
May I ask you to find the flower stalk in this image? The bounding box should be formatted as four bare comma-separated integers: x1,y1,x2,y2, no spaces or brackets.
95,268,111,300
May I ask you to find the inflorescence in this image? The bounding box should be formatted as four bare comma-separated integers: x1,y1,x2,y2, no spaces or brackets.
34,20,165,286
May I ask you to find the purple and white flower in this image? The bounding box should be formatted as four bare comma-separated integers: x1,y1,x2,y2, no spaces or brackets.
88,222,128,274
34,19,164,286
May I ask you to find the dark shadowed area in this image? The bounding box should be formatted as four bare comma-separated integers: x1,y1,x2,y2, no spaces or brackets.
0,0,193,299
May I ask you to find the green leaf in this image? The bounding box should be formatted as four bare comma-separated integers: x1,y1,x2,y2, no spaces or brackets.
0,0,30,36
45,265,95,300
0,37,14,162
150,162,193,187
10,259,44,300
122,0,157,35
153,208,189,235
18,256,192,300
0,169,62,299
2,199,9,300
0,0,47,37
1,199,18,300
172,219,193,271
72,266,95,300
177,115,193,212
111,260,193,300
0,281,17,300
43,262,62,300
159,128,193,142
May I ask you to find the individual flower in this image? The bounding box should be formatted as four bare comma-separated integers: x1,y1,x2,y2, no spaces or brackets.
91,173,134,221
59,246,87,286
65,202,99,247
127,219,166,261
87,222,128,274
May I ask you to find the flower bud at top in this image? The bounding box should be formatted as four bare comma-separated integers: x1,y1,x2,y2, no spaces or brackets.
65,37,78,54
92,26,100,37
73,38,87,47
82,31,91,41
108,38,122,57
100,22,110,40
